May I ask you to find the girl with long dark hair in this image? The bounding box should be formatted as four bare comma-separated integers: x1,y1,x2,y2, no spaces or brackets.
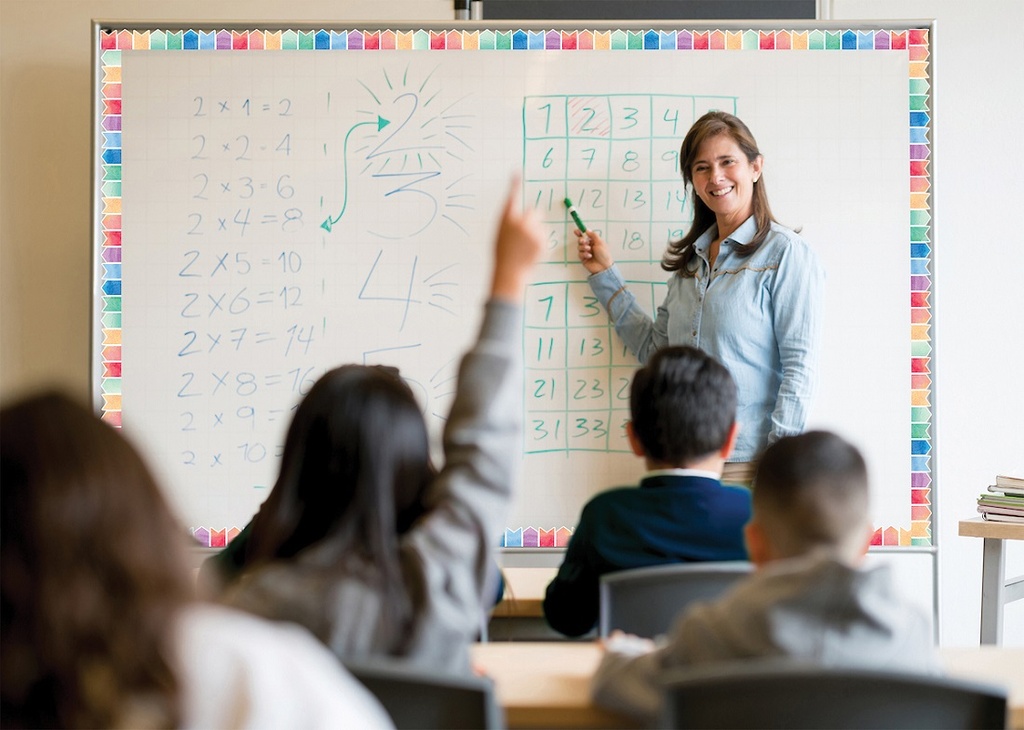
205,181,543,673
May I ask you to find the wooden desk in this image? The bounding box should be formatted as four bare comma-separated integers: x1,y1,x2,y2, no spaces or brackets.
959,518,1024,644
940,647,1024,730
471,642,1024,730
471,642,635,729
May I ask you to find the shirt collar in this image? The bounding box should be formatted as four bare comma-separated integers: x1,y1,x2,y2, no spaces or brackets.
644,467,722,481
694,215,757,253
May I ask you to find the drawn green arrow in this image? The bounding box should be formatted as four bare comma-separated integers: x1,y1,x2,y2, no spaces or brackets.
321,114,391,233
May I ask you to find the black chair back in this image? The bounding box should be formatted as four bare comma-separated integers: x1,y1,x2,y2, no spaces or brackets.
346,658,504,729
661,660,1008,729
599,561,752,638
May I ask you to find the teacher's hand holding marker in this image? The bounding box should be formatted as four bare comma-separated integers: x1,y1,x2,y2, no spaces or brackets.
566,197,614,275
570,111,824,484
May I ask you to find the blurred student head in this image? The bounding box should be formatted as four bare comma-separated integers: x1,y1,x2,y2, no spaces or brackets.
1,390,192,728
627,345,738,468
746,430,873,567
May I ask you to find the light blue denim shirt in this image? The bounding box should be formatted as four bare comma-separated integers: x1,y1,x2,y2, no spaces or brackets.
588,216,824,462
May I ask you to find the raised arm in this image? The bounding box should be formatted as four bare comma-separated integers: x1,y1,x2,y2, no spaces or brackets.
491,180,545,302
576,229,667,363
403,178,543,636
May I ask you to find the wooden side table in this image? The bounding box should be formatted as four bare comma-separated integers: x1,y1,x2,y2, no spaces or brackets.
959,518,1024,644
488,567,567,641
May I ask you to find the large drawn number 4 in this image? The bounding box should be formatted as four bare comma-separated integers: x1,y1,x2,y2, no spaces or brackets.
357,250,458,331
358,250,419,331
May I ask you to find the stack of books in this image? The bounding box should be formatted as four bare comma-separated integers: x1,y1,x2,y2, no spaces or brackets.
978,475,1024,523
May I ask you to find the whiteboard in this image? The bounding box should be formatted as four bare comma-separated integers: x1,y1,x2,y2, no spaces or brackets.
92,23,934,549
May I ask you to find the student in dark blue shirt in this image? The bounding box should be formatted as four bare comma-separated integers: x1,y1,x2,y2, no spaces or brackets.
543,346,751,637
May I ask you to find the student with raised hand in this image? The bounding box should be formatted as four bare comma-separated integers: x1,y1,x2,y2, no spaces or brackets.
0,391,393,730
575,111,824,485
205,179,543,672
543,345,752,638
590,430,940,725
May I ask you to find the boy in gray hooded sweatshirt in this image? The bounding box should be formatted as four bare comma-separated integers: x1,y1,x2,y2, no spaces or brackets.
591,430,939,725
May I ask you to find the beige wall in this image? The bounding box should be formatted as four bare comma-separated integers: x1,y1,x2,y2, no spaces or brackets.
0,0,450,401
828,0,1024,648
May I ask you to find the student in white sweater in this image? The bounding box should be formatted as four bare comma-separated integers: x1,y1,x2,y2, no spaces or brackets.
0,391,392,729
591,430,940,726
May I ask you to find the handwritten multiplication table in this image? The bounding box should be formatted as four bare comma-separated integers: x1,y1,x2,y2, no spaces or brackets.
521,93,738,265
519,93,734,455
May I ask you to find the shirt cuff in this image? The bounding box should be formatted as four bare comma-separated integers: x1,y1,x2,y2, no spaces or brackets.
588,265,627,307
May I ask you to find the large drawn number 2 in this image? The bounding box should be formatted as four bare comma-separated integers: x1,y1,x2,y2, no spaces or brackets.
365,93,442,239
367,92,418,159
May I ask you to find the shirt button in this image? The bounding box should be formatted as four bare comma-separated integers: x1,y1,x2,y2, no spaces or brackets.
692,330,697,336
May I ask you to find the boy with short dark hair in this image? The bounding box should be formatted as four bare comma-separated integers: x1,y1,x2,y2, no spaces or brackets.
591,430,939,724
543,345,752,638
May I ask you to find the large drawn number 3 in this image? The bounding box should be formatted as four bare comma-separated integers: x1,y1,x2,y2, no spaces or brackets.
369,170,441,239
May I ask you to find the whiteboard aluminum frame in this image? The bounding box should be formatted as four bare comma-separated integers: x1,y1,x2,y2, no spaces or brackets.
89,19,937,623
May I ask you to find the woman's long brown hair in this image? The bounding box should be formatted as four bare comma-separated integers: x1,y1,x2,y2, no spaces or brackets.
1,391,193,728
663,111,777,276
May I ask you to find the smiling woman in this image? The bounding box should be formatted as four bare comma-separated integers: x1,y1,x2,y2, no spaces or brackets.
574,111,824,483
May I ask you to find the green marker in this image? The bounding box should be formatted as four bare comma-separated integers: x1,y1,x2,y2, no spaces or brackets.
563,197,587,233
